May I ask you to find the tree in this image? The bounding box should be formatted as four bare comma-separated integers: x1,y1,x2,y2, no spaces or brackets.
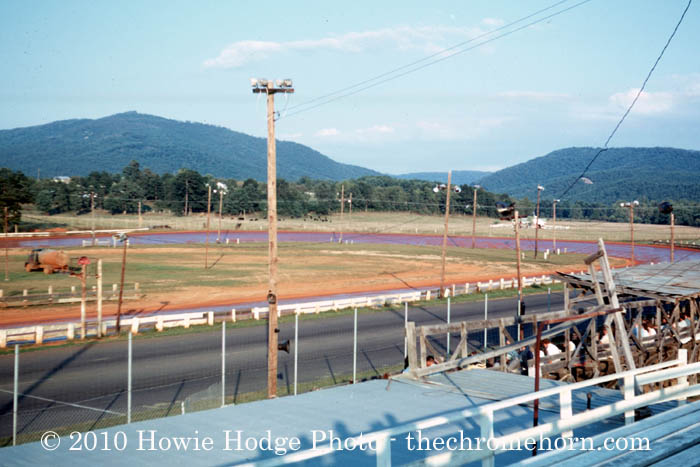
0,168,34,226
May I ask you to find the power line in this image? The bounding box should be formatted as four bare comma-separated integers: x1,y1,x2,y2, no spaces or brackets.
282,0,594,119
557,0,693,200
284,0,573,114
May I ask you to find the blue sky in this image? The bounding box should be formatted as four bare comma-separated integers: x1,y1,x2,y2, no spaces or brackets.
1,0,699,174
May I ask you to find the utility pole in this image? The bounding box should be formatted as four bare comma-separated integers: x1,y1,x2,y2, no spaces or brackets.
4,207,8,282
97,259,103,338
205,184,211,269
217,187,224,243
116,233,128,333
671,212,675,263
471,185,480,249
138,201,142,228
90,192,96,246
515,210,523,299
620,201,638,263
552,199,559,252
439,171,452,298
348,193,352,216
252,78,294,399
534,185,544,258
339,184,344,243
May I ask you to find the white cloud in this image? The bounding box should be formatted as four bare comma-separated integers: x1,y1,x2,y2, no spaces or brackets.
315,128,340,137
482,18,505,27
356,124,395,136
609,88,673,115
498,91,570,100
204,26,485,68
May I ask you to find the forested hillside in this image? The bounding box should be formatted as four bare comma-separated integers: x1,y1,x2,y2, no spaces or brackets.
394,170,490,185
477,147,700,203
0,112,381,181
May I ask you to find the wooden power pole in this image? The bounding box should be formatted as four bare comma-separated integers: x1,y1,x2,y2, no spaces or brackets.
205,184,211,269
439,171,452,298
552,199,559,252
90,192,96,246
4,207,8,282
534,185,543,258
471,185,479,249
252,78,294,399
339,184,344,243
515,210,523,299
671,212,675,263
116,234,128,333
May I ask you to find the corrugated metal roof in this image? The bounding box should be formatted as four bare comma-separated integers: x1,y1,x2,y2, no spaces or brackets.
4,369,632,466
560,260,700,299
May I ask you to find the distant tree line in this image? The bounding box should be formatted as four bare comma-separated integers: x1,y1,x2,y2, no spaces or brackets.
0,160,698,228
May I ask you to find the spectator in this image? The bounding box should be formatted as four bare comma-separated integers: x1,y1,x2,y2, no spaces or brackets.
519,346,533,375
539,338,561,357
599,327,610,345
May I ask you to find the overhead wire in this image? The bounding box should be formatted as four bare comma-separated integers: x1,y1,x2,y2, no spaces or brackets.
283,0,573,114
557,0,693,200
282,0,595,119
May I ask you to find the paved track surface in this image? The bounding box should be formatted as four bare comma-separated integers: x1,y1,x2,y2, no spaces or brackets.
0,292,570,440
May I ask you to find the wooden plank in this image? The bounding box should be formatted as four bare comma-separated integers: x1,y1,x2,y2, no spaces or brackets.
406,322,417,371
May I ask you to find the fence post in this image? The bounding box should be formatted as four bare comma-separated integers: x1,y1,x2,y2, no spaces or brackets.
404,302,408,359
353,308,358,384
294,311,299,396
221,322,226,408
446,297,451,356
484,293,488,350
13,344,18,446
231,308,236,323
127,332,132,424
97,259,103,338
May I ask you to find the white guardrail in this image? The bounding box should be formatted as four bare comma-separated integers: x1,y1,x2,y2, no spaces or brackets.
0,273,560,348
236,350,700,467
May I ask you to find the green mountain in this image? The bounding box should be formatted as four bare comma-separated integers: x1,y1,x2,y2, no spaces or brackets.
394,170,490,186
476,147,700,203
0,112,381,181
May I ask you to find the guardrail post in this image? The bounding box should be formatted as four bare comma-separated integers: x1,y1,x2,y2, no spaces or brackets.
207,311,214,326
131,317,139,335
156,316,163,332
0,329,6,348
465,282,469,294
184,316,190,328
479,410,495,467
231,308,236,322
678,348,688,406
35,326,43,344
623,374,635,425
67,323,75,341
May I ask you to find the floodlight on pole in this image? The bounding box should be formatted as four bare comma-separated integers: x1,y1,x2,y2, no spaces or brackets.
251,77,294,399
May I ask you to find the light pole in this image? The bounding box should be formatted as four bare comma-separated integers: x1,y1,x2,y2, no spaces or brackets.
215,182,228,243
205,183,211,269
552,199,560,252
471,185,480,249
534,185,544,258
252,78,294,399
435,172,461,298
620,200,639,263
659,202,674,262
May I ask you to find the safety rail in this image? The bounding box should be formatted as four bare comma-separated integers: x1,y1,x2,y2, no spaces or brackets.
0,273,561,347
235,350,700,467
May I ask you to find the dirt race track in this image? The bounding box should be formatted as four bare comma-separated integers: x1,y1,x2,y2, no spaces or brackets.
1,230,688,327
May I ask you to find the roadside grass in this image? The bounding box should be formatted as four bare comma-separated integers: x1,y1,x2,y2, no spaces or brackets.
0,241,586,299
